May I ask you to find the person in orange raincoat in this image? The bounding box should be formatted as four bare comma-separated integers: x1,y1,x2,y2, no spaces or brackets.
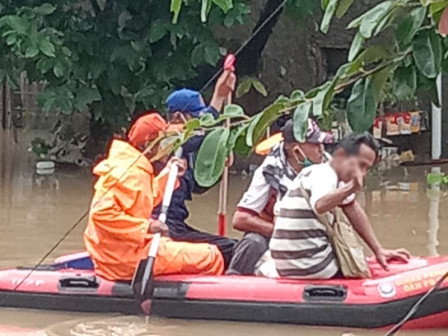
84,113,224,281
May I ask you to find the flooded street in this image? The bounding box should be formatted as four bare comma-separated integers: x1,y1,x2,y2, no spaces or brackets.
1,129,448,336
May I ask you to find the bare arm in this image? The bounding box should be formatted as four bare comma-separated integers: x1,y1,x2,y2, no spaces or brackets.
342,200,382,254
209,70,236,112
342,200,411,270
233,210,274,238
314,182,356,215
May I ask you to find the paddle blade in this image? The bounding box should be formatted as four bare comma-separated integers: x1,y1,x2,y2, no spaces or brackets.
131,256,156,315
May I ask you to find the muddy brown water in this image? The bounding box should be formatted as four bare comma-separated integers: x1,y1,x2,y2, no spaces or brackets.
0,129,447,335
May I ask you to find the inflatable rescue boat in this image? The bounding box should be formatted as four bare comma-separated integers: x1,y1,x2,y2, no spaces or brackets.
0,252,448,329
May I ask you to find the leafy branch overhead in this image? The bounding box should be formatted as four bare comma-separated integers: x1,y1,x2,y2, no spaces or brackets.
1,0,448,184
167,0,448,187
0,0,251,131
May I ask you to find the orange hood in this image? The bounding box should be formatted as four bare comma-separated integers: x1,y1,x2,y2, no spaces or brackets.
93,140,153,181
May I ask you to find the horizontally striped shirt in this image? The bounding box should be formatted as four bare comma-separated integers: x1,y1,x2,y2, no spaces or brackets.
270,163,354,279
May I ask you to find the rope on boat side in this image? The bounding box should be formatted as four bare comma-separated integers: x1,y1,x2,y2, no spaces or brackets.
384,270,448,336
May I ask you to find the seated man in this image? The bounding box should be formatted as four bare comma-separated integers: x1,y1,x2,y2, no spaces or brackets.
226,119,330,275
152,69,237,268
270,133,410,278
84,113,224,281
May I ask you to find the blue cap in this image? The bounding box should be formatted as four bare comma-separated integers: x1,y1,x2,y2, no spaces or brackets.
166,89,207,117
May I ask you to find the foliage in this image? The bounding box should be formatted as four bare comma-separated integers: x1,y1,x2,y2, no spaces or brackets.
427,171,448,185
0,0,250,133
4,0,448,184
164,0,448,187
236,77,268,98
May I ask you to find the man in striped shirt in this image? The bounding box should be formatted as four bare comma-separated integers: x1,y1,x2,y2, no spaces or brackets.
270,133,411,278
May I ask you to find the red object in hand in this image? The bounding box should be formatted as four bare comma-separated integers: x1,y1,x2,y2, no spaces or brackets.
439,7,448,37
224,54,235,71
218,214,227,236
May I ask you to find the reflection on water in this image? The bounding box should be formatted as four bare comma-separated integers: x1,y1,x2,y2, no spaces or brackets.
41,316,393,336
1,129,448,335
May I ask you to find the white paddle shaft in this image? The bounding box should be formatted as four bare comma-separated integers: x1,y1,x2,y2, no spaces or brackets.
148,148,183,258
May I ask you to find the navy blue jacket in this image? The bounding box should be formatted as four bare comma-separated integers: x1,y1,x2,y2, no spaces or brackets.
152,107,219,233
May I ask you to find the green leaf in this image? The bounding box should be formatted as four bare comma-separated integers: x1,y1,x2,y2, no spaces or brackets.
359,1,394,38
39,39,55,57
396,7,426,46
37,89,56,112
223,104,245,117
430,1,448,15
228,123,248,150
6,34,16,46
246,113,262,147
36,58,54,74
248,102,285,146
185,119,200,132
204,42,220,65
336,0,354,19
413,28,442,78
6,16,29,34
74,87,101,111
236,77,252,98
194,127,230,187
373,7,397,36
321,0,330,10
25,46,39,58
348,45,391,75
171,0,183,24
290,89,305,101
53,63,64,78
371,65,393,102
427,172,444,184
149,24,167,43
393,65,417,101
347,13,365,30
347,77,377,132
421,0,446,6
200,113,217,127
252,78,268,97
62,47,72,57
293,101,312,142
320,0,339,34
312,82,332,116
212,0,233,13
348,31,365,61
234,124,252,157
201,0,212,22
191,44,203,67
33,3,56,16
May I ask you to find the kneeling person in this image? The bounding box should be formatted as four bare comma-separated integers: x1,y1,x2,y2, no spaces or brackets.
84,113,224,281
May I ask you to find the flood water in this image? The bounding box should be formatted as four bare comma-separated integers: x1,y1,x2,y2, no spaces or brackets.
1,129,448,336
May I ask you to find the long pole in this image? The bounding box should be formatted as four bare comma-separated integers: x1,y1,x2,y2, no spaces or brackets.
427,166,441,256
431,75,442,160
218,92,231,236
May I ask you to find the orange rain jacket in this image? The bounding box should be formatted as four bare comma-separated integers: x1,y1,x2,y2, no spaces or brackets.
84,140,224,281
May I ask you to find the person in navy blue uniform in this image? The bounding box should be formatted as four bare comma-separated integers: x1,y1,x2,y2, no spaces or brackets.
152,69,237,269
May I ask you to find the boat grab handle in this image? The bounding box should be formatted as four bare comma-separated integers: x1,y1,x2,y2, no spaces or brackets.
59,275,99,289
303,285,347,302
